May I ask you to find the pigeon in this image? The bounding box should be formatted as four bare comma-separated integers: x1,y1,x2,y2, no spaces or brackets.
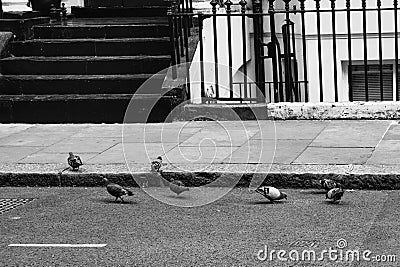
255,186,287,203
326,188,344,203
102,177,133,203
67,152,83,171
320,179,341,192
150,156,163,172
169,178,189,195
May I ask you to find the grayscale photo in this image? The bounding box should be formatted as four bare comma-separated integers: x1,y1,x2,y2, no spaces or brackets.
0,0,399,266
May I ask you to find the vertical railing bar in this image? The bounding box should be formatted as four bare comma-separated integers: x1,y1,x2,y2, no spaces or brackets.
211,0,219,98
199,14,205,102
226,0,234,99
291,19,299,102
173,15,181,64
177,5,185,57
167,1,177,79
183,14,190,99
269,0,280,102
240,0,248,100
378,0,384,101
362,0,368,101
331,0,338,102
395,0,399,101
299,0,308,102
315,0,324,102
346,0,353,101
283,0,292,102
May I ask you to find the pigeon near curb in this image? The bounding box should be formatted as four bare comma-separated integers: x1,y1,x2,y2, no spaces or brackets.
255,186,287,203
326,188,344,203
102,177,133,203
67,152,83,171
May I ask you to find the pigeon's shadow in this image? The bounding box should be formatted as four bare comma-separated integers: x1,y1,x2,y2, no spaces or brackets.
95,198,138,205
247,200,285,205
323,200,349,206
299,190,326,195
165,194,190,199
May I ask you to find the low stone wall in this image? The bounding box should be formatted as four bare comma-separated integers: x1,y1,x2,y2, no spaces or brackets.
269,101,400,120
175,101,400,121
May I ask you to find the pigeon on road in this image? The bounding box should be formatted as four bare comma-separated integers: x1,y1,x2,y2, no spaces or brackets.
255,186,287,203
169,178,190,195
151,156,163,172
326,188,344,203
67,152,83,171
320,179,341,192
102,177,133,203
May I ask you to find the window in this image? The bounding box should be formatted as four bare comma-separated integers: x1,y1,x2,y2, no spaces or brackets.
351,64,393,101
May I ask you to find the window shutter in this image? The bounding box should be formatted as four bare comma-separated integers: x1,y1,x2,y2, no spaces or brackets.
351,64,393,101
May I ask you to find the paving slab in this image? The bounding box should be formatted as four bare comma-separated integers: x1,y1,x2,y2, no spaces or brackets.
0,146,43,163
41,137,120,153
367,140,400,165
309,120,391,148
87,143,177,164
293,147,374,165
226,139,312,164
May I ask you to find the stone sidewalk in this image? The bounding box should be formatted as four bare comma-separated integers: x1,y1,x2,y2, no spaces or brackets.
1,120,400,188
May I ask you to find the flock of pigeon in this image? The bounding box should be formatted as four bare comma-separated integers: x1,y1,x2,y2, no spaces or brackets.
66,152,345,204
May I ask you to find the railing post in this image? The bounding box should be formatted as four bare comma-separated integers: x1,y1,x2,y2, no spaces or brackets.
346,0,353,102
167,0,177,79
0,0,3,19
268,0,279,102
239,0,248,99
315,0,323,102
225,0,234,98
299,0,308,102
253,0,265,102
210,0,220,98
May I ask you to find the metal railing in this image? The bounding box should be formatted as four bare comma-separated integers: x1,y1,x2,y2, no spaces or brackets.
168,0,400,104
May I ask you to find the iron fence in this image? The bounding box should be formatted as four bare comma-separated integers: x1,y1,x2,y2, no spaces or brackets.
168,0,400,104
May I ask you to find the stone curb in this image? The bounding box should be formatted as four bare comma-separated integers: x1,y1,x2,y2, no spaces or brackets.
1,163,400,189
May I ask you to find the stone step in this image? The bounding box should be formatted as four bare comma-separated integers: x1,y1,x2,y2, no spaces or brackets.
0,73,167,94
0,55,171,75
11,37,170,56
0,17,50,40
33,23,169,39
0,94,178,123
71,6,168,18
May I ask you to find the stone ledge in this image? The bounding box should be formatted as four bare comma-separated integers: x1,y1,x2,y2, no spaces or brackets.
269,101,400,120
173,103,269,121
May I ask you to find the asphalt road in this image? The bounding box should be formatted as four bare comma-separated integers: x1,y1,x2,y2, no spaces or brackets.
0,187,399,266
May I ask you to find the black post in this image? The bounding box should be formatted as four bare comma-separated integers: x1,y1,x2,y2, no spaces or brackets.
315,0,323,102
167,1,177,79
240,0,248,99
362,0,368,101
199,13,205,101
395,0,399,101
377,0,384,100
225,0,234,98
331,0,338,102
299,0,308,102
268,0,279,102
0,0,3,19
283,0,292,102
210,0,219,98
346,0,353,101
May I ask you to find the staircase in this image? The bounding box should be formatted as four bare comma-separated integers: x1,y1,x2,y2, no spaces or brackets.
0,4,181,123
